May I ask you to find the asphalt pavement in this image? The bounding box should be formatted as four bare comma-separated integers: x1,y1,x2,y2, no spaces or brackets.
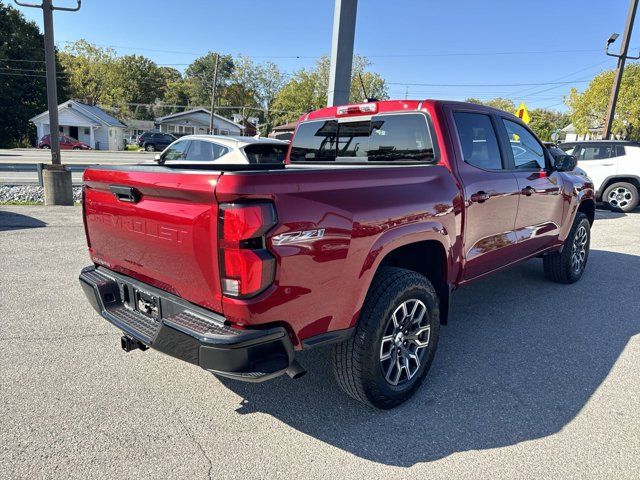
0,206,638,479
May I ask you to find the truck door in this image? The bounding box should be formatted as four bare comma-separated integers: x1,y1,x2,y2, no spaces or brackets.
499,118,564,255
450,110,521,281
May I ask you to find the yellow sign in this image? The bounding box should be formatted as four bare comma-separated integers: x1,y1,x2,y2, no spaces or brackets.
515,102,530,124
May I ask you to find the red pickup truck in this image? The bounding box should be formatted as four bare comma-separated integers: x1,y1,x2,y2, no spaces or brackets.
79,100,595,409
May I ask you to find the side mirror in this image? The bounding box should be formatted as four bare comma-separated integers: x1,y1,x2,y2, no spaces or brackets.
553,154,577,172
154,153,161,162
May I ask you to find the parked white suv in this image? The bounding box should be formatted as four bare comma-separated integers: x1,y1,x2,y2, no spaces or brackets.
559,140,640,212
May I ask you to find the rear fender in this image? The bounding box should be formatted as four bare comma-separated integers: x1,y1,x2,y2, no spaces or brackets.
349,221,452,328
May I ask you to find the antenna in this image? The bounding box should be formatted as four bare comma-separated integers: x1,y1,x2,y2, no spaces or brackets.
358,73,369,101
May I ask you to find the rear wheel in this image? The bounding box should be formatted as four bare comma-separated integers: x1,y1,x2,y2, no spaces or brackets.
332,267,440,409
145,143,156,152
72,146,80,150
40,145,50,149
603,182,639,212
543,212,590,284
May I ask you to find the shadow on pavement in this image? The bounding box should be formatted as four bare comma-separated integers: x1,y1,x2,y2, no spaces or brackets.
218,249,640,466
0,210,47,232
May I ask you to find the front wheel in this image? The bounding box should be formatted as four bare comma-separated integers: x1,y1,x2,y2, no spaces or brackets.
332,267,440,409
603,182,639,212
543,212,590,284
145,143,156,152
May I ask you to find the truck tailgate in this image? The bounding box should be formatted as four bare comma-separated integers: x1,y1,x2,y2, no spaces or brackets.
83,166,224,313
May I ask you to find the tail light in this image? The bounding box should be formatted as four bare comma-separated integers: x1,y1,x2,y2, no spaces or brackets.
218,203,277,298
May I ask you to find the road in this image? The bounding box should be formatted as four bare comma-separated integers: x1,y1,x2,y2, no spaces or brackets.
0,149,155,185
0,206,639,479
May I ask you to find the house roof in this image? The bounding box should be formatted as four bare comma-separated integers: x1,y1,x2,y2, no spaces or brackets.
155,108,244,129
272,122,297,131
30,100,125,128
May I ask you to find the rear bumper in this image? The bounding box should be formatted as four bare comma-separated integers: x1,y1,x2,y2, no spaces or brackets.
79,265,295,382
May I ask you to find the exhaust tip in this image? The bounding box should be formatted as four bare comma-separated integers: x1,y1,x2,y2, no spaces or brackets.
286,359,307,380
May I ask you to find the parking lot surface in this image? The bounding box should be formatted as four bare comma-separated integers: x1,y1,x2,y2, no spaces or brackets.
1,206,639,479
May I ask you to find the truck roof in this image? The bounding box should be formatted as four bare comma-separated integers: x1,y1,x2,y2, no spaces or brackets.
300,99,521,123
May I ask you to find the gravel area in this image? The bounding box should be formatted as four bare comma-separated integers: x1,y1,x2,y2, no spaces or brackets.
0,185,83,203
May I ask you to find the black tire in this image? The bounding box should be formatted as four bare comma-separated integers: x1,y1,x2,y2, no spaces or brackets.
603,181,639,212
72,146,80,150
40,145,50,149
543,212,590,284
332,267,440,409
145,143,156,152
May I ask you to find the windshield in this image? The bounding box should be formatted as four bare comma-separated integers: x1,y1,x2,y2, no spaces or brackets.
289,113,436,163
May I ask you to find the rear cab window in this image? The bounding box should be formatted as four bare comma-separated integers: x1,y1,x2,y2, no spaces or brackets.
289,113,437,164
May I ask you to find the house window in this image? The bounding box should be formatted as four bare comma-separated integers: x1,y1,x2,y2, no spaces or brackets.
220,129,229,135
84,128,90,135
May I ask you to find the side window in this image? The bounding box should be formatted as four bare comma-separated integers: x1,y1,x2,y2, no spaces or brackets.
502,119,545,169
184,140,229,161
453,112,502,170
162,140,189,161
579,145,613,160
615,145,626,157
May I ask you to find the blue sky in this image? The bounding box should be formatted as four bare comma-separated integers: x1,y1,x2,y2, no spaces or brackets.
14,0,640,111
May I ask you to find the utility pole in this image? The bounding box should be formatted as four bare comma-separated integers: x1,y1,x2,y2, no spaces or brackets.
327,0,358,106
209,54,219,134
14,0,81,205
603,0,639,139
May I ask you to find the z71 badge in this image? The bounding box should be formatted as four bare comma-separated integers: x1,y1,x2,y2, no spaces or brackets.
272,229,325,246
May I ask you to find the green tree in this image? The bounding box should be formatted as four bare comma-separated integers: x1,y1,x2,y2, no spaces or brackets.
115,54,164,117
59,40,121,106
465,97,516,113
566,63,640,140
271,55,388,126
528,108,570,142
184,52,234,107
0,1,69,147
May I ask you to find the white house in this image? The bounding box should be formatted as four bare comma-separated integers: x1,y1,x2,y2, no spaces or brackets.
560,123,604,142
30,100,126,150
123,119,155,144
156,108,244,136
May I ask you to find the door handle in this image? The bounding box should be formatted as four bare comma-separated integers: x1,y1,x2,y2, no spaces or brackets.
470,191,491,203
521,186,535,196
110,185,140,203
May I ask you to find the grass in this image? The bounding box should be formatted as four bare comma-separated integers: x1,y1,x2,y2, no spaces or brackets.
125,144,141,151
0,200,44,205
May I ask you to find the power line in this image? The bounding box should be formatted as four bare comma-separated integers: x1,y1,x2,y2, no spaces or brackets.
386,79,592,88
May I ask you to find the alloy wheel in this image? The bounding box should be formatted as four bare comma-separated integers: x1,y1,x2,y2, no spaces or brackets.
607,186,633,209
379,299,431,386
571,225,588,274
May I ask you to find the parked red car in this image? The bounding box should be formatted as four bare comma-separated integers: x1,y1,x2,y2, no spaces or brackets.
79,99,594,408
38,134,91,150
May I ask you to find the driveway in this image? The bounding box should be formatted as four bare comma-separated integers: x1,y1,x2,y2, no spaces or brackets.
0,206,638,479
